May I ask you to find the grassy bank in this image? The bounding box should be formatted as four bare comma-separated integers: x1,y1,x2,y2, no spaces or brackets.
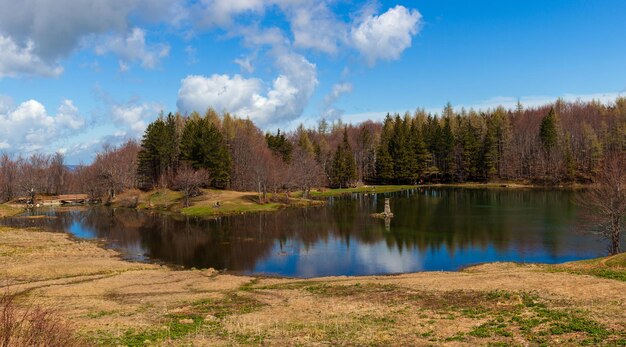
309,185,417,198
110,182,579,219
114,188,324,218
1,226,624,346
308,181,579,198
0,203,23,218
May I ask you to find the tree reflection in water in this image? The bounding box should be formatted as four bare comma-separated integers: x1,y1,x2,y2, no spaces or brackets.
1,188,612,277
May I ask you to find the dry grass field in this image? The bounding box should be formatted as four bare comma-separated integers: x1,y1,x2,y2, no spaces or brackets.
1,226,625,346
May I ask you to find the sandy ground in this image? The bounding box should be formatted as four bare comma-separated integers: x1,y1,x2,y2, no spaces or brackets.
1,226,625,346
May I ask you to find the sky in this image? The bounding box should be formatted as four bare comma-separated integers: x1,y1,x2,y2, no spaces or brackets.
0,0,625,164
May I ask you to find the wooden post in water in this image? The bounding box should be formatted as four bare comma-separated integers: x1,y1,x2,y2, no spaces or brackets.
384,198,391,216
371,197,393,221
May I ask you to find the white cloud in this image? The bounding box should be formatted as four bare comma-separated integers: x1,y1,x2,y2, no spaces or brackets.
192,0,266,27
110,101,163,136
177,51,317,126
322,82,353,119
0,0,182,77
324,83,353,104
0,35,63,77
55,100,85,130
234,55,255,73
95,27,169,70
351,5,422,65
0,98,86,152
288,3,347,54
237,26,289,48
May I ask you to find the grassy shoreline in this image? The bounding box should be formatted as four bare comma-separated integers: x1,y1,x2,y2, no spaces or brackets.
0,203,24,218
1,226,624,346
113,182,576,219
3,182,582,220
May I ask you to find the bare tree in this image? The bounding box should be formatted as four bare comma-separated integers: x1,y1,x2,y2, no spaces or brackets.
290,146,324,199
89,141,140,201
47,153,67,195
577,152,625,255
173,164,209,207
0,153,17,202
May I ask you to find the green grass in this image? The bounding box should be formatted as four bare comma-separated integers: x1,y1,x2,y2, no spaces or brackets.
181,201,283,217
94,293,264,346
550,253,626,282
309,185,417,198
146,189,184,208
0,204,23,218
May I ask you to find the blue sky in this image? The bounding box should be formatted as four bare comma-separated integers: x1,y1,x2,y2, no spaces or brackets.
0,0,625,164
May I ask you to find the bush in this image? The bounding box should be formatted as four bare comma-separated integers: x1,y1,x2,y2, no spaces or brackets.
1,290,86,347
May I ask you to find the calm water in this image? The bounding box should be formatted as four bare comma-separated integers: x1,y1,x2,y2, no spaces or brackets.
0,188,610,277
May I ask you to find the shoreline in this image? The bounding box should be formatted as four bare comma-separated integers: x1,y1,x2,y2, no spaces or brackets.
2,182,586,220
116,182,586,219
1,226,624,346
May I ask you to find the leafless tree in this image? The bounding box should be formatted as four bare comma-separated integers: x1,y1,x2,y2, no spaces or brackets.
290,146,324,199
173,163,209,207
90,141,140,201
577,152,626,255
47,153,67,195
0,153,17,202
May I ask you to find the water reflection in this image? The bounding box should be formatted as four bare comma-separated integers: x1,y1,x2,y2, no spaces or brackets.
0,188,610,277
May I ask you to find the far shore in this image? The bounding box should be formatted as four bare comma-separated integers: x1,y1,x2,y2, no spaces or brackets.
1,182,588,220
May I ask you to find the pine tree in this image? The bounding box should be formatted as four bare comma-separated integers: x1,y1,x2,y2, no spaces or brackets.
180,116,231,188
540,108,559,151
409,119,431,182
482,114,499,180
390,114,415,183
439,117,456,180
375,114,395,183
457,117,481,181
266,129,293,162
330,128,357,188
137,113,179,188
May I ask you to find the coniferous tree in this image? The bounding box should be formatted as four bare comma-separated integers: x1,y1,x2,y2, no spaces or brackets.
180,116,231,188
457,117,481,181
390,114,415,183
409,119,432,182
482,114,499,179
540,108,559,151
137,113,179,188
330,128,357,188
439,117,456,180
375,114,395,183
265,129,293,162
539,108,561,182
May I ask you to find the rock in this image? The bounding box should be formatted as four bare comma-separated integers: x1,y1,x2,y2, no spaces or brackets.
178,318,194,324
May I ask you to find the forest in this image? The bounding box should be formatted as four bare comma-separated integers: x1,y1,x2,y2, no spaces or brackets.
0,97,625,203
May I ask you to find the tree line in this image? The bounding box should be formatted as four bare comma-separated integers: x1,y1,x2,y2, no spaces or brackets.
0,98,624,203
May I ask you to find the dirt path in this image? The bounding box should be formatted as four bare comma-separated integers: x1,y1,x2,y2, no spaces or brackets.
1,227,624,346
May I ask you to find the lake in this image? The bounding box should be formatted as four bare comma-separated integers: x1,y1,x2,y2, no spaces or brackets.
0,188,610,277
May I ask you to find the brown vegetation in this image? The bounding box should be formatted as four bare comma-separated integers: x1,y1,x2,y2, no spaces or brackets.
577,152,626,255
1,290,85,347
1,227,624,346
